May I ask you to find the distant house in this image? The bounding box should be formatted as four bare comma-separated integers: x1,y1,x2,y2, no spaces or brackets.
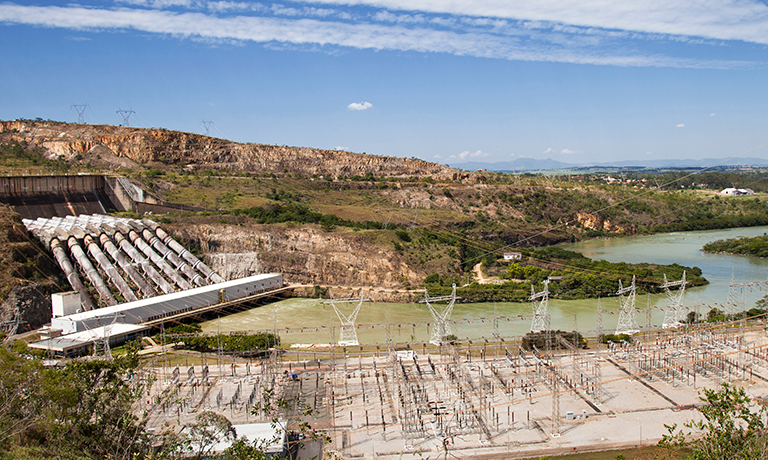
503,252,522,261
720,188,754,196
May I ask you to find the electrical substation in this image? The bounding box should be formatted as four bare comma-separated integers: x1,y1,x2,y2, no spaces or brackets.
133,277,768,459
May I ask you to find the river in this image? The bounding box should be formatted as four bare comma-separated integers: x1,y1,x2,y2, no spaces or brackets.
201,226,768,344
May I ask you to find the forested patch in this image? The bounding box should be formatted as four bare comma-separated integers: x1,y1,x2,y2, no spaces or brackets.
702,234,768,258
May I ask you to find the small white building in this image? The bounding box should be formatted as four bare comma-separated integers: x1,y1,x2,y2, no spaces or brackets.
720,187,754,196
503,252,522,261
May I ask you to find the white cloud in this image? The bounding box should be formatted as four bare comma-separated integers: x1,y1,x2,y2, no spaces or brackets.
447,149,489,161
543,147,556,155
560,148,582,154
335,145,349,150
460,149,488,159
710,112,717,117
117,0,197,8
292,0,768,46
348,101,373,111
0,3,756,69
676,123,686,127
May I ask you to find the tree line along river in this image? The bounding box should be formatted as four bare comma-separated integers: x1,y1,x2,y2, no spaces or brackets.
201,226,768,345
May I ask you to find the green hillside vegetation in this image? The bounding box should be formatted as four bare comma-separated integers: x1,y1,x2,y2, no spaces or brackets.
424,247,706,302
702,234,768,258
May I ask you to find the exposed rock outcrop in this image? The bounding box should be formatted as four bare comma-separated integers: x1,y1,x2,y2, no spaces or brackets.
171,223,421,288
1,120,473,181
0,283,54,333
576,212,635,234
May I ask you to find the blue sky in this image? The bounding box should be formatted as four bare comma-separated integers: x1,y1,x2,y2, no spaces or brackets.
1,1,768,165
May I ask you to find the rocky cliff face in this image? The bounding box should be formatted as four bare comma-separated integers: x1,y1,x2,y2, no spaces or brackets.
1,120,471,181
576,212,635,234
170,223,422,289
0,204,63,332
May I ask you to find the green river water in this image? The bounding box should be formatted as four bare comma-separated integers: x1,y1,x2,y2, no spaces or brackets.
201,226,768,344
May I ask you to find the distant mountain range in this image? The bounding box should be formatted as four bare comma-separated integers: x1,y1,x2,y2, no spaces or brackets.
454,157,768,172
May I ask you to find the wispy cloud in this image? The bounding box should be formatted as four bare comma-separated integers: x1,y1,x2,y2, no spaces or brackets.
560,148,581,154
710,112,717,117
448,149,489,160
676,123,686,127
0,2,759,68
348,101,373,111
543,147,556,155
294,0,768,45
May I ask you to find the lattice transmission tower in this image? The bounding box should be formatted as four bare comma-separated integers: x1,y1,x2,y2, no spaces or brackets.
116,108,135,127
83,313,122,361
71,103,88,124
421,284,458,345
201,120,213,136
615,276,640,335
325,289,369,346
661,271,687,328
530,280,550,333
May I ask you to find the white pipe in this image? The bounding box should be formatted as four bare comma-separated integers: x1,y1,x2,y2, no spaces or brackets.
128,230,192,291
153,226,225,283
141,228,207,287
50,237,95,311
114,231,175,295
98,233,155,298
67,236,117,307
84,234,138,303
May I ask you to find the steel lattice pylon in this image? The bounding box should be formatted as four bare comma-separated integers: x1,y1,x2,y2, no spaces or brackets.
661,271,687,328
530,280,550,333
615,276,640,335
327,290,369,346
421,284,458,345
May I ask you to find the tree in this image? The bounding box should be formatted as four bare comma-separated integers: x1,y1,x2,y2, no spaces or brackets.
176,411,236,460
660,383,768,459
0,344,149,460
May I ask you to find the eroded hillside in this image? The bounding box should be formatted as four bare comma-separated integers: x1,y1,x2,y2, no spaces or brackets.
0,120,468,181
